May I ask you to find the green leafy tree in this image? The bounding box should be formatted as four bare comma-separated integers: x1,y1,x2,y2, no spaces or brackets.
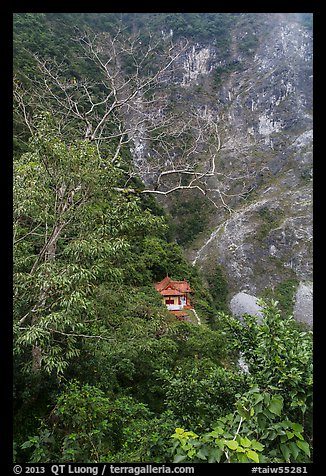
222,300,313,427
167,300,313,464
21,380,155,463
207,264,229,313
158,356,248,431
170,385,311,463
14,113,166,375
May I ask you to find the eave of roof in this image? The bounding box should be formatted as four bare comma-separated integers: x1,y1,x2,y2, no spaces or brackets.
160,289,183,296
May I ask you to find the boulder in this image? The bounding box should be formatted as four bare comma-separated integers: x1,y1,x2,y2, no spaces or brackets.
293,281,313,327
230,292,263,322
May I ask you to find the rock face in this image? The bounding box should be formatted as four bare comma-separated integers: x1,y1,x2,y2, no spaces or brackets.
129,14,313,324
230,292,263,322
181,44,214,86
183,14,313,322
293,282,313,327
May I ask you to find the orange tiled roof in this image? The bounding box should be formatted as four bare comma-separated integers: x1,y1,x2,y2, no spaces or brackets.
173,281,192,293
155,275,171,292
160,289,183,296
155,275,193,293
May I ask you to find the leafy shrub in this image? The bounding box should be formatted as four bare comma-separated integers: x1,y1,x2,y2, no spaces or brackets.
222,300,313,432
21,381,155,463
157,357,248,431
170,385,311,463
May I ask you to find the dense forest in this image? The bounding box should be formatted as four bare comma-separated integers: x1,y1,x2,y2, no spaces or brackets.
13,13,313,464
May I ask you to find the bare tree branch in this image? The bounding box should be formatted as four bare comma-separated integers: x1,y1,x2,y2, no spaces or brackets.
13,24,257,214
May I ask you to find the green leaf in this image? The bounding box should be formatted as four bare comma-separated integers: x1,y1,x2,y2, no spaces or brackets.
257,413,267,430
208,447,222,463
210,427,224,437
240,437,251,448
196,448,208,460
288,441,299,459
173,453,187,463
187,448,196,458
253,393,264,405
291,422,303,433
237,453,250,463
280,443,291,462
246,449,260,463
175,428,185,435
225,440,239,450
263,393,271,406
296,440,311,457
236,446,246,453
251,440,264,452
236,403,250,420
268,395,284,416
21,440,34,449
293,431,304,440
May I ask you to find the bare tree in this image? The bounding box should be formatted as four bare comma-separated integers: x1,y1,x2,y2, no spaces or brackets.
14,24,255,213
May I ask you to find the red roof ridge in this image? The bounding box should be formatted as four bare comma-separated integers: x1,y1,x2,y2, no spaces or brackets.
155,275,193,293
154,275,171,291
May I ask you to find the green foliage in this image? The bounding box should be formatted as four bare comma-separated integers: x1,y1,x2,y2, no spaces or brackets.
255,206,285,241
222,300,313,426
238,32,259,56
21,379,181,463
13,118,223,463
130,236,199,284
207,265,230,313
170,385,311,463
139,411,180,462
13,365,59,461
21,380,155,463
262,279,299,317
148,13,237,47
213,60,243,88
169,194,213,246
13,14,313,465
13,114,168,376
170,426,264,463
157,353,248,431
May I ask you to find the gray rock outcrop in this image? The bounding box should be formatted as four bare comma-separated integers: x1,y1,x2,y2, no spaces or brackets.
127,14,313,312
187,14,312,302
293,281,313,327
230,292,263,322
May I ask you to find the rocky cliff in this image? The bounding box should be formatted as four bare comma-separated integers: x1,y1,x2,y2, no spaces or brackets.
14,12,313,325
131,13,313,325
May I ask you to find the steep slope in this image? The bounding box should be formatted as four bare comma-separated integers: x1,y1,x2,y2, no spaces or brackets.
149,13,313,324
13,13,313,324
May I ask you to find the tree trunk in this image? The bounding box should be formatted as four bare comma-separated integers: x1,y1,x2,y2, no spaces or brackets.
31,345,42,372
31,221,65,372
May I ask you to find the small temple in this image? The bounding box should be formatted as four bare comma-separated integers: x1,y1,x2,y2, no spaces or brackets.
155,275,193,319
